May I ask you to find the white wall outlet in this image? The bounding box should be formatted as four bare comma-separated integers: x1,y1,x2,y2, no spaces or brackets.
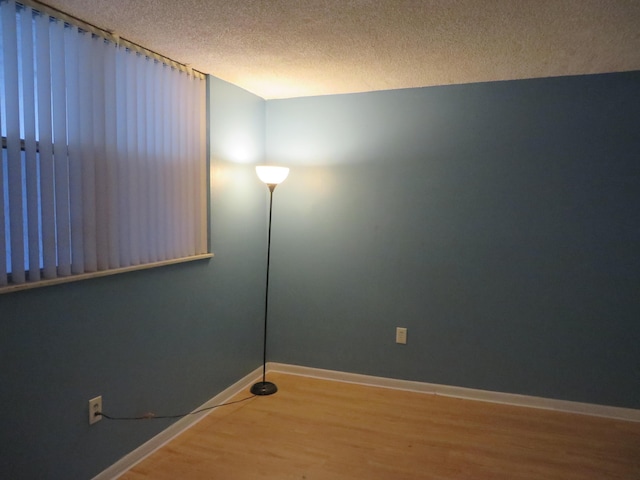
89,396,102,425
396,327,407,344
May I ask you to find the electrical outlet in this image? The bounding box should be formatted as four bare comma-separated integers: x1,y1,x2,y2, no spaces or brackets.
89,396,102,425
396,327,407,345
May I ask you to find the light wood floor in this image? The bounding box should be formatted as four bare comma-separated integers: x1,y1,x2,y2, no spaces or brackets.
120,373,640,480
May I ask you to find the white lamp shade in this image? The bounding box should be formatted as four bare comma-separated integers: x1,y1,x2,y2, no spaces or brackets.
256,165,290,185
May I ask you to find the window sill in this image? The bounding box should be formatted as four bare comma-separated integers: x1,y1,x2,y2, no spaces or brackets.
0,253,213,294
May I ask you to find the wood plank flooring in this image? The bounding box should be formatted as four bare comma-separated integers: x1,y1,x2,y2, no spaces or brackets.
119,373,640,479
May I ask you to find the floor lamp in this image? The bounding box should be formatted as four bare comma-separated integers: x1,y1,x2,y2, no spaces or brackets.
251,165,290,396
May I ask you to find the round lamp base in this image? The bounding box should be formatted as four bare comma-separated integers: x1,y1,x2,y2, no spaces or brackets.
250,381,278,396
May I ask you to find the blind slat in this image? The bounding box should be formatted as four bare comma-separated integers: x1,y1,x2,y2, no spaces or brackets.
169,68,180,259
126,54,140,265
79,32,97,272
66,24,85,274
3,0,24,283
193,76,209,253
21,4,40,281
51,18,71,276
116,46,131,267
146,57,158,264
0,1,12,285
183,73,192,257
36,12,57,280
162,65,172,259
0,147,6,285
158,62,168,262
104,41,119,269
92,37,109,271
135,55,152,263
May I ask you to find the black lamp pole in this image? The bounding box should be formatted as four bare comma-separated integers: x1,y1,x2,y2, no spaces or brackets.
251,183,278,396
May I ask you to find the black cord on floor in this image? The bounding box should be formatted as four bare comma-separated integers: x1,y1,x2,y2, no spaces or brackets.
97,395,256,421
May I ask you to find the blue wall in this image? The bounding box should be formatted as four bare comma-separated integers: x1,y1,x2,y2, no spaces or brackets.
266,71,640,409
0,77,268,479
1,71,639,478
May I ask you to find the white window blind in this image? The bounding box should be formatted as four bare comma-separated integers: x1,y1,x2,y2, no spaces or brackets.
0,0,208,292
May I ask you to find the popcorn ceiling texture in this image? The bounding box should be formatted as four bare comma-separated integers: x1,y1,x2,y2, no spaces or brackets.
47,0,640,99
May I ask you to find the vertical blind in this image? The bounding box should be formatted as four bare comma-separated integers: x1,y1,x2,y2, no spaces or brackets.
0,0,207,290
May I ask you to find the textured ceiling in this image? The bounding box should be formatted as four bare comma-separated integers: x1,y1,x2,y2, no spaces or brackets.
45,0,640,99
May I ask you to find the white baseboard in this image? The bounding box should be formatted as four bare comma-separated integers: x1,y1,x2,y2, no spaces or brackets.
92,366,263,480
268,362,640,423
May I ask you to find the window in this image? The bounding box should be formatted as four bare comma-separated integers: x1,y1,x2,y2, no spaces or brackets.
1,0,208,292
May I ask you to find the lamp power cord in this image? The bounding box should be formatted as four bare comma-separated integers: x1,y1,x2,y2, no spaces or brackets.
95,395,256,421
